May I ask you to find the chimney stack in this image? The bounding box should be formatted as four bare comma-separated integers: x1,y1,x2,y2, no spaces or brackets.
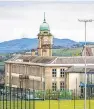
31,49,36,56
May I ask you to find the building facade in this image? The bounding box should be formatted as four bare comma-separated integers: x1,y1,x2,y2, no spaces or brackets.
5,13,94,96
5,56,94,95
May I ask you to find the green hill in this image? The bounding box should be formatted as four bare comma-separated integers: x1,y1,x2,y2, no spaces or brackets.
52,47,82,56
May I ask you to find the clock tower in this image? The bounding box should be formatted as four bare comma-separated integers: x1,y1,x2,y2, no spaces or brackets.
37,13,53,57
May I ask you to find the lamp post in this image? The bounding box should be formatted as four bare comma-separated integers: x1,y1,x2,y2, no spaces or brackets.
78,19,94,109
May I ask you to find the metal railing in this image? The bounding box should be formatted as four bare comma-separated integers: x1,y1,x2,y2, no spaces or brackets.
0,86,94,109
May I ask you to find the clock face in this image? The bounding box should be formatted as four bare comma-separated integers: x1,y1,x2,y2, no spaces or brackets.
43,37,48,42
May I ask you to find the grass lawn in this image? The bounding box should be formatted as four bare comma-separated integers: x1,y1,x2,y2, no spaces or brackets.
0,100,94,109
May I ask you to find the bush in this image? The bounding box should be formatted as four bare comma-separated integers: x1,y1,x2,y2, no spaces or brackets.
35,89,73,100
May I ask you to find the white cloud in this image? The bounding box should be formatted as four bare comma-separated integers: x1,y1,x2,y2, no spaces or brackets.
0,1,94,42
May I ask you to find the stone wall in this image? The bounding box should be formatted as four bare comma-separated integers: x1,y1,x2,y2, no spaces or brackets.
5,63,43,90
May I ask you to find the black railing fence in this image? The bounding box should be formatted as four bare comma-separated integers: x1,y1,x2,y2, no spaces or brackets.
0,86,94,109
0,86,34,109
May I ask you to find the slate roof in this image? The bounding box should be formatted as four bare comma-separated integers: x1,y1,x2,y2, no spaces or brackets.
17,55,56,64
7,54,22,61
5,55,94,73
52,56,94,64
66,66,94,73
6,55,94,65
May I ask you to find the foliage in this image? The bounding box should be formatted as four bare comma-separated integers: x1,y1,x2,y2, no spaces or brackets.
59,89,72,99
52,47,82,56
35,89,73,100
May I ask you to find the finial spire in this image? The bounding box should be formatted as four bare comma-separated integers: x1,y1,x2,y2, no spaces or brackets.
44,12,46,22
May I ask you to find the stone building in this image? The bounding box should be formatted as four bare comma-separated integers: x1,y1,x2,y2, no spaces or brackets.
5,55,94,94
5,13,94,96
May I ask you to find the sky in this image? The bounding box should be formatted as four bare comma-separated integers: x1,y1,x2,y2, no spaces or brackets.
0,1,94,42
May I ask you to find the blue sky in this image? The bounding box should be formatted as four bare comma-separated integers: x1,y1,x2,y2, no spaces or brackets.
0,1,94,42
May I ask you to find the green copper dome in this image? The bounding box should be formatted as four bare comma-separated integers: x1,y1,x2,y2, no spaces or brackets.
39,12,50,31
40,22,50,31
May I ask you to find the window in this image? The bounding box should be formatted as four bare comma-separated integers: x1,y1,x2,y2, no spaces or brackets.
60,69,65,77
44,32,48,33
12,64,17,73
52,69,57,77
60,81,64,91
52,82,57,91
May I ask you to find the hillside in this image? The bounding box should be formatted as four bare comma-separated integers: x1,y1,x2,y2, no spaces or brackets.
0,38,80,53
0,37,94,53
53,38,77,48
53,47,82,56
0,38,38,53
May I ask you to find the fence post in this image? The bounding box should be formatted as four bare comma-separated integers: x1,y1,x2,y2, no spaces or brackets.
49,89,50,109
13,87,15,109
76,78,77,99
33,79,35,109
25,88,26,109
3,87,4,109
20,87,22,109
43,90,45,101
17,87,18,109
89,87,91,109
0,87,1,109
91,74,92,98
6,86,7,109
65,89,66,99
74,89,75,109
10,86,11,109
58,90,60,109
29,89,30,109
